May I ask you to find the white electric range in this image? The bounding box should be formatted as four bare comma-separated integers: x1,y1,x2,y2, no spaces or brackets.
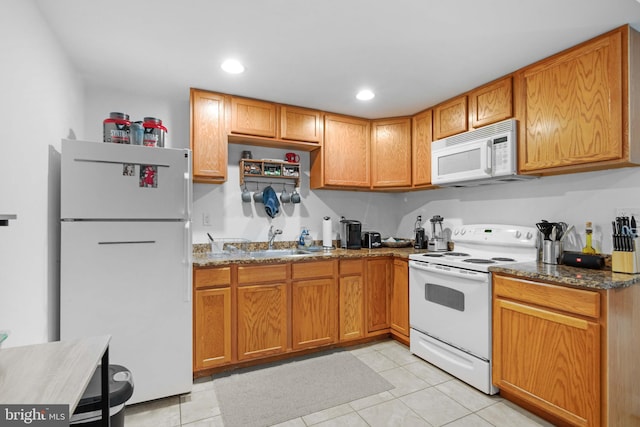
408,224,538,394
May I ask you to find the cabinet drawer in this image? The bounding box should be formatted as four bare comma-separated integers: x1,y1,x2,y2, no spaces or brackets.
238,264,288,284
292,260,336,280
493,274,600,319
340,259,363,276
194,267,231,289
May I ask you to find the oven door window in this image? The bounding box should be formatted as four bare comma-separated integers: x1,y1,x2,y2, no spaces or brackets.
425,283,464,312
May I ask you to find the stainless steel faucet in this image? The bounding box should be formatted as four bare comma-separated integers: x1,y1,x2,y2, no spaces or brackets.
268,225,282,249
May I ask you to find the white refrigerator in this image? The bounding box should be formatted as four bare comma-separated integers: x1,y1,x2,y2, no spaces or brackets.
60,139,192,404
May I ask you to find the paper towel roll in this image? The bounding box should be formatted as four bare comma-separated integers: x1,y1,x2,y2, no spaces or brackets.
322,216,332,248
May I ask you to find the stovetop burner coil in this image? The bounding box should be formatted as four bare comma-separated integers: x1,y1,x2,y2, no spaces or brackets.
463,258,496,264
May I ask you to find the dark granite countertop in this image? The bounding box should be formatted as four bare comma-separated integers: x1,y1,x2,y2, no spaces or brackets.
490,261,640,290
192,242,425,267
193,242,640,290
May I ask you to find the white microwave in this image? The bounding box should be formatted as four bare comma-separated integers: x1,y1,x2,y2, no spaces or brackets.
431,118,534,187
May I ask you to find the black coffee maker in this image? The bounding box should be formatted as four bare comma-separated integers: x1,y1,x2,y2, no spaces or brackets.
340,218,362,249
414,215,427,249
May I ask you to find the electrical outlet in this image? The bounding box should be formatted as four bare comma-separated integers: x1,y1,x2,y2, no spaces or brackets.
202,212,211,226
615,207,640,219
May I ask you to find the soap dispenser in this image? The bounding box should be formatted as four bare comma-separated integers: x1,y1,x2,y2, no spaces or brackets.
298,227,311,248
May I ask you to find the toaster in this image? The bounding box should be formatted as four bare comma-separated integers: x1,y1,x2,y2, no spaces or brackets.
362,231,382,249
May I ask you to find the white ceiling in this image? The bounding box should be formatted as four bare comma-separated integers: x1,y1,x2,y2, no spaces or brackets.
35,0,640,119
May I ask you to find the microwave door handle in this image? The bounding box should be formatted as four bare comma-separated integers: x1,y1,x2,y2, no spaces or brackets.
483,139,493,175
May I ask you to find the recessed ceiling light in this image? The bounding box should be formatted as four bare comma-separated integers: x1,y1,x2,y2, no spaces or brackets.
356,89,375,101
221,59,245,74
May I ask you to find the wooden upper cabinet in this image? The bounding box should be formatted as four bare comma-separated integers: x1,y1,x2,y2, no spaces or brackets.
517,26,630,174
433,95,468,140
228,97,323,148
190,89,228,183
230,96,277,138
321,114,371,188
412,109,433,187
469,76,513,129
371,117,412,188
280,105,322,143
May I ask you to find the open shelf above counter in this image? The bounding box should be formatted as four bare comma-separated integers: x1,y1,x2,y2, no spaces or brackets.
240,159,300,187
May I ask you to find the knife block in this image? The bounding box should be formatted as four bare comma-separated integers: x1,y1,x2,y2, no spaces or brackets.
612,239,640,273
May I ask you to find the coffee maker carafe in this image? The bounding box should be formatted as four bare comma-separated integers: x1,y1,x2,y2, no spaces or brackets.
428,215,447,251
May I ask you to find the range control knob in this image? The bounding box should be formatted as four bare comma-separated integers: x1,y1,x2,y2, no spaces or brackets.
526,232,534,240
460,228,466,235
453,229,460,236
515,231,522,239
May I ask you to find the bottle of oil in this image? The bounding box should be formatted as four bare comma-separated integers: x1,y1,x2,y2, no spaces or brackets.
582,222,597,254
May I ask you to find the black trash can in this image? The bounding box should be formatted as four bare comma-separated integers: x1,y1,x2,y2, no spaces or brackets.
71,364,134,427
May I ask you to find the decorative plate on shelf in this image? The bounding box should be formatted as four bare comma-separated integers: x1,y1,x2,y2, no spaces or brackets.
381,238,413,248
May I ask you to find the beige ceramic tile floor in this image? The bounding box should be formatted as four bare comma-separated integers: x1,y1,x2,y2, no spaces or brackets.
123,340,555,427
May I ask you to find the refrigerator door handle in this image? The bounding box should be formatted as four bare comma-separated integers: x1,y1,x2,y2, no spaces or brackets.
184,152,192,221
98,240,156,245
184,221,192,303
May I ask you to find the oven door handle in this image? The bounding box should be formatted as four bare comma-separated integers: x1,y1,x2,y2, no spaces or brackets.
409,261,487,281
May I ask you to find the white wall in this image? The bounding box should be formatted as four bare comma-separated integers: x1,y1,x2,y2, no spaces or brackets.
396,167,640,254
83,85,190,151
0,0,84,347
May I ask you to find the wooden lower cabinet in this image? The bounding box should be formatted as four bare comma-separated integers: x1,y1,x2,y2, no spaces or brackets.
292,260,338,350
493,274,601,427
390,259,409,340
194,287,232,370
193,267,232,370
237,283,287,361
292,278,337,349
339,259,365,341
366,258,391,333
193,256,411,376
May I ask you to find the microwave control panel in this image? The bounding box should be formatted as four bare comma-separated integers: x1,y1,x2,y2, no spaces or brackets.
491,135,515,175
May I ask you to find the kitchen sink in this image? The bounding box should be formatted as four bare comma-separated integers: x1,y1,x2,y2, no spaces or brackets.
248,248,313,258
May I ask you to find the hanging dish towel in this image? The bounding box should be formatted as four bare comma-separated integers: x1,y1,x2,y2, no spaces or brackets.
263,186,280,218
